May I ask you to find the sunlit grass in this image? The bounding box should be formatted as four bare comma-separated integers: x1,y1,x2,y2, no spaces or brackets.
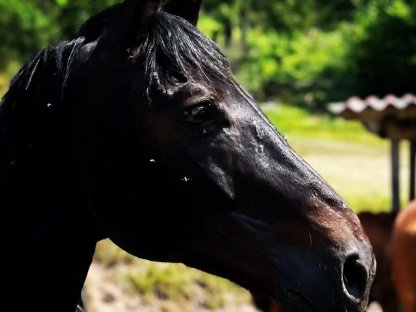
262,102,386,145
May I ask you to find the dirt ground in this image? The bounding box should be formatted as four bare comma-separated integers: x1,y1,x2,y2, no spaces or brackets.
84,261,260,312
84,261,384,312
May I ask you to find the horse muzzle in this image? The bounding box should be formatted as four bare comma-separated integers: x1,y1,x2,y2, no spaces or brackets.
265,241,376,312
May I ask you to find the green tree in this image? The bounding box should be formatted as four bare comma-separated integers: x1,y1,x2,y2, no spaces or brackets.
0,0,55,66
2,0,415,108
0,0,118,67
341,0,416,98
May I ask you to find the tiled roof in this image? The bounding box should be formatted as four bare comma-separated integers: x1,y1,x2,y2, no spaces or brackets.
328,93,416,139
328,93,416,116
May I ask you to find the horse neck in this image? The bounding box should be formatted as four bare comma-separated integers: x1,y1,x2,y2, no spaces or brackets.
0,99,98,311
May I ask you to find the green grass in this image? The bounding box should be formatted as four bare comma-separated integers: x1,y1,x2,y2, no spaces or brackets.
262,103,385,145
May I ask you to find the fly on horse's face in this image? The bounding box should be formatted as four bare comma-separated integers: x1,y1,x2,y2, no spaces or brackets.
64,1,376,311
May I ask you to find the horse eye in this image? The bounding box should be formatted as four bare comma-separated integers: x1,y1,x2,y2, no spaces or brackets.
183,102,216,124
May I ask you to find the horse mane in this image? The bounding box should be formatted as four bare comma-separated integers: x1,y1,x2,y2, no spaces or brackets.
0,39,84,160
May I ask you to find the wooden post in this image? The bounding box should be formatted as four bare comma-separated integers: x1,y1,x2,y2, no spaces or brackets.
410,140,416,201
391,139,400,212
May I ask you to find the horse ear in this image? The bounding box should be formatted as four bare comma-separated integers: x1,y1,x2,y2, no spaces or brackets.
163,0,202,26
91,0,160,58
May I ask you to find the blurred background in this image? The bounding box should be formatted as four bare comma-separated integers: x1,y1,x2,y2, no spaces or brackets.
1,1,415,311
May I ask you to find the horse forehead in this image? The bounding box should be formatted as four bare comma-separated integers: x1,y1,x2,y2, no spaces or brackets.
171,83,211,102
160,82,245,109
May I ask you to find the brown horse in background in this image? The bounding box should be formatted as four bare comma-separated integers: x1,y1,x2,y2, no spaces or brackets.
391,200,416,312
358,212,399,312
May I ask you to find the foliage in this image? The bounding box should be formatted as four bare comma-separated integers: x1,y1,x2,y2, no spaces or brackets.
0,0,55,66
0,0,118,66
200,0,416,108
1,0,415,108
0,61,20,97
232,28,348,104
340,0,416,98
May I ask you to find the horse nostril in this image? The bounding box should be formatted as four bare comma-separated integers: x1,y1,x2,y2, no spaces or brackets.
342,255,368,300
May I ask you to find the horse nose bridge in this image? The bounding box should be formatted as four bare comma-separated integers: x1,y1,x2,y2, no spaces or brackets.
244,120,320,182
246,120,343,197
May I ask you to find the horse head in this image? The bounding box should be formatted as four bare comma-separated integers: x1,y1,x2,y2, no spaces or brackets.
63,1,376,311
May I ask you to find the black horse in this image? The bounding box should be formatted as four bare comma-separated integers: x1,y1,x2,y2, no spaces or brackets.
0,1,375,311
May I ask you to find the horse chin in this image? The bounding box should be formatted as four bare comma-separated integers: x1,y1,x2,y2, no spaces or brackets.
251,294,283,312
273,289,369,312
281,290,320,312
251,292,319,312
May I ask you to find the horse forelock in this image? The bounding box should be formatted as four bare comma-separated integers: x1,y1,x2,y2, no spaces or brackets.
133,12,236,97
